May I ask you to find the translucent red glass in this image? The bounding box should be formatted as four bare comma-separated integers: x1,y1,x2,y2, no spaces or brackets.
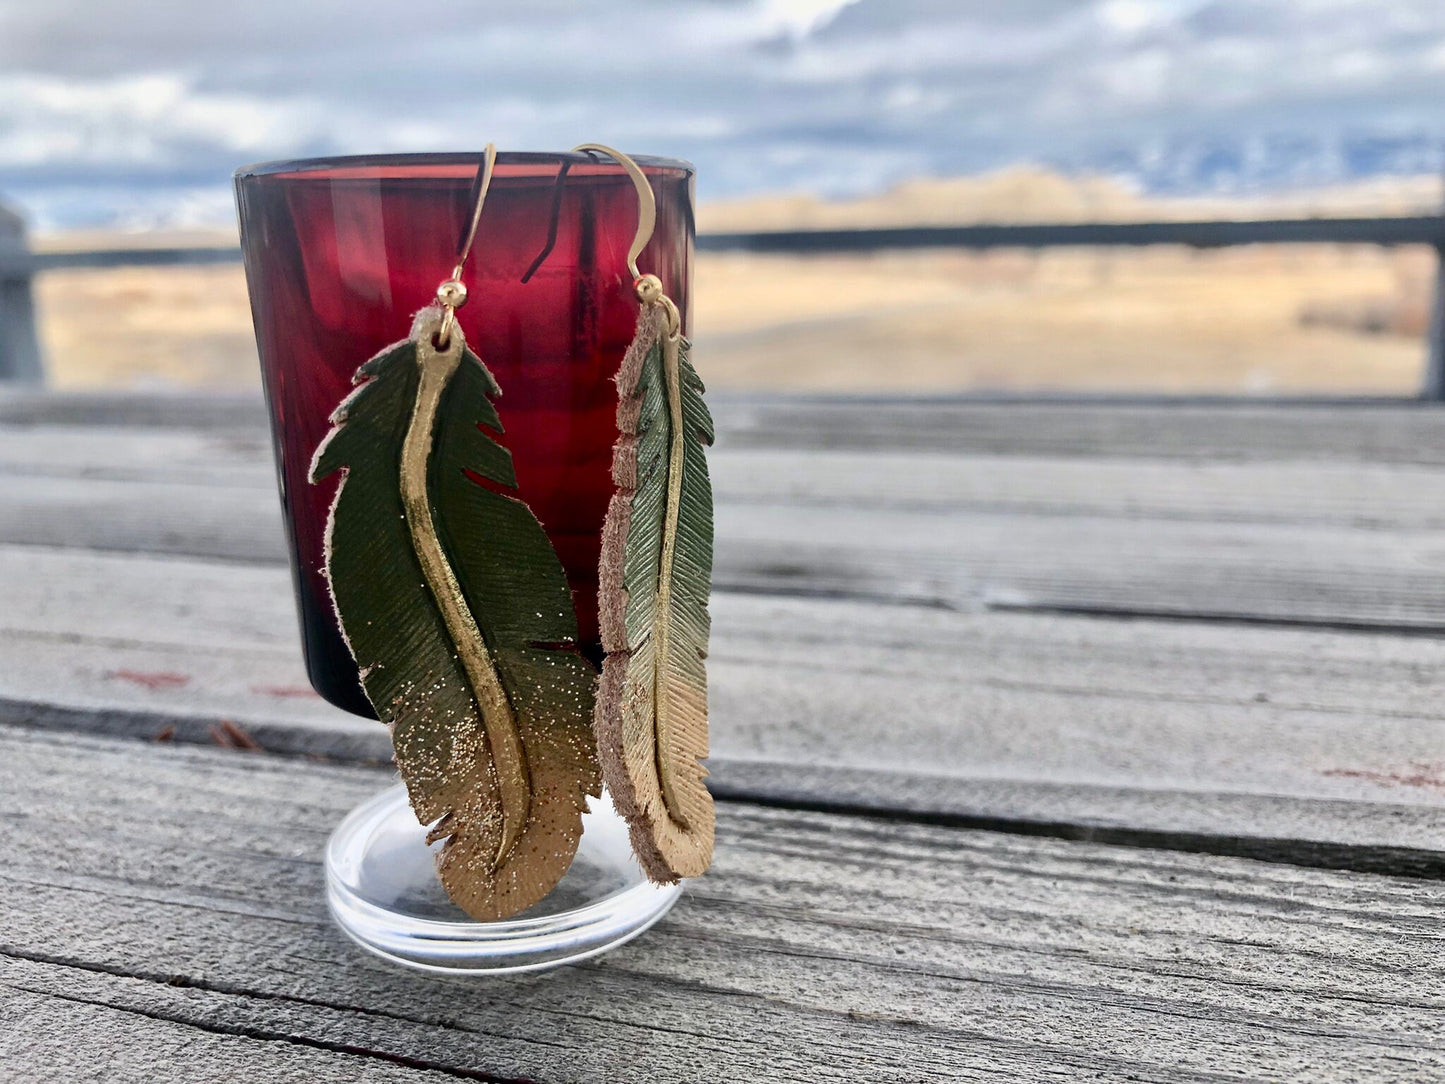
235,152,694,717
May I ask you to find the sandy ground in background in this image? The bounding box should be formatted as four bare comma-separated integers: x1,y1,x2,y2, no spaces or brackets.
31,168,1444,394
697,245,1432,393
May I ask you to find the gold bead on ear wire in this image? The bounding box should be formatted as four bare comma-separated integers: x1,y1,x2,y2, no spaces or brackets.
437,279,468,309
634,274,663,305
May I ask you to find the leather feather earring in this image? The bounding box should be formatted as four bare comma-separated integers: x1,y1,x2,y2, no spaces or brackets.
575,144,717,883
309,145,601,920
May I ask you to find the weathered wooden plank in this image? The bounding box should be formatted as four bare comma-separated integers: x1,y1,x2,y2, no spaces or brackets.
710,397,1445,464
0,980,457,1084
7,467,1445,625
0,424,273,486
9,398,1445,625
0,390,266,431
4,545,1445,864
5,391,1445,465
718,762,1445,877
13,423,1445,532
0,474,286,562
719,500,1445,625
3,727,1444,1083
718,449,1445,529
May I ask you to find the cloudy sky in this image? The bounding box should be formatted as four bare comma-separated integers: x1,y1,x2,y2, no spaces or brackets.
1,0,1444,228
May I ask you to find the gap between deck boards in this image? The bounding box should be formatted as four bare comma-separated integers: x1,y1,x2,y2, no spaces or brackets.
2,702,1440,885
720,778,1445,880
985,600,1445,638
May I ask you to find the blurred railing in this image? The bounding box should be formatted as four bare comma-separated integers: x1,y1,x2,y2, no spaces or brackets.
4,208,1445,396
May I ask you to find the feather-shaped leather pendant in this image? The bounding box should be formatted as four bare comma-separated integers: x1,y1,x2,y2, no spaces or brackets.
311,305,600,920
597,300,716,882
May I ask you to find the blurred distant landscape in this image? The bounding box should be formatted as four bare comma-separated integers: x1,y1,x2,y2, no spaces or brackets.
28,167,1444,395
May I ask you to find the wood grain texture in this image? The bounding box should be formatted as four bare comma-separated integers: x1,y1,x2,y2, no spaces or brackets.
15,421,1445,531
5,390,1445,461
0,423,272,486
0,979,462,1084
3,544,1445,866
0,389,266,430
714,761,1445,877
710,395,1445,463
715,448,1445,530
4,391,1445,1080
10,399,1445,630
5,727,1445,1083
11,456,1445,626
17,424,1445,539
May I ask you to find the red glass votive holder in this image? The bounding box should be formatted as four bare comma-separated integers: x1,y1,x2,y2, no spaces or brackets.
234,152,694,972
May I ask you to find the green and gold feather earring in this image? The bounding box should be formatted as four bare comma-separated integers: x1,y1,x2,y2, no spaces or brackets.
575,144,716,883
309,145,601,921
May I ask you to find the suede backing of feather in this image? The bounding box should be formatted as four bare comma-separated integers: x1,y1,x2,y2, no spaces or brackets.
311,307,600,920
596,303,715,882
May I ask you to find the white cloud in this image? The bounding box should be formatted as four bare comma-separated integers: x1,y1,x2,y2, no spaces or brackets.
755,0,863,38
0,72,323,165
1,0,1444,227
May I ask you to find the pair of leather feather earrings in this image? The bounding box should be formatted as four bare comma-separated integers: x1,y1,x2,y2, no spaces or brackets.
309,144,715,921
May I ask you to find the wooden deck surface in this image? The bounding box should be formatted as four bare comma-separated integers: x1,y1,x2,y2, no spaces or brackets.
2,390,1444,1082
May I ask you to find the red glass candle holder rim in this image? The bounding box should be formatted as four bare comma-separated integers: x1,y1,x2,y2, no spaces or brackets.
234,150,695,184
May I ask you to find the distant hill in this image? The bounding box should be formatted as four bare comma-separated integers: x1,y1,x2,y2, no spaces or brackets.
697,167,1444,233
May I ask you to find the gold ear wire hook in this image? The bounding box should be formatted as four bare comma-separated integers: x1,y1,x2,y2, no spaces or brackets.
437,142,497,348
573,143,655,280
572,143,680,338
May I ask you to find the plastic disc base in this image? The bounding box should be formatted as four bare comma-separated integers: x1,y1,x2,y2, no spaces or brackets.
325,784,680,974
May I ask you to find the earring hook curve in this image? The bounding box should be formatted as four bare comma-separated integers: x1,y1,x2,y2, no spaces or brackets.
571,143,657,281
572,143,679,337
